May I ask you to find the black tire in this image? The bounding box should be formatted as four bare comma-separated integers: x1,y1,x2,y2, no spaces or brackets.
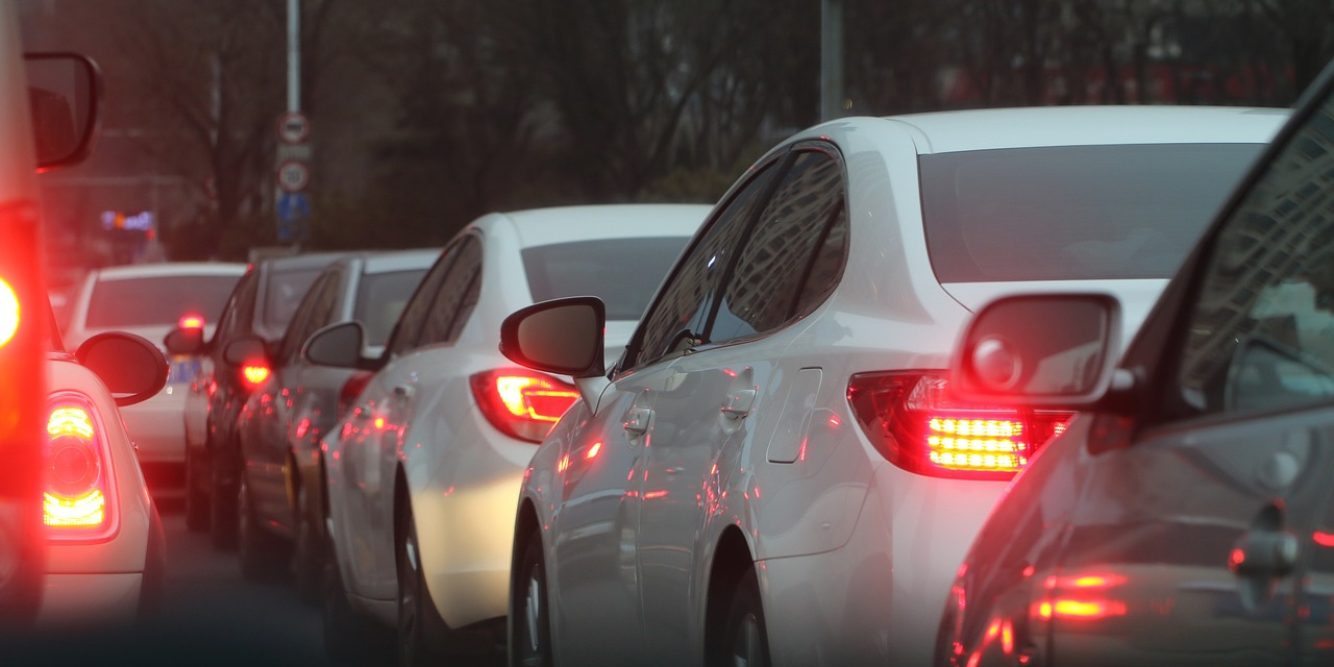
396,504,440,666
237,473,290,581
709,567,772,667
184,445,209,532
209,458,238,550
510,532,552,667
292,478,324,603
323,536,393,666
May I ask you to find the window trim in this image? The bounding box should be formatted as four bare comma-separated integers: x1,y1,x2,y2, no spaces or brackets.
383,240,465,359
408,233,484,352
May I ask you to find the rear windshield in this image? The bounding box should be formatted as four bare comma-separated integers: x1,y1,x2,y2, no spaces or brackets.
921,143,1265,282
263,268,321,330
523,237,690,321
353,269,428,347
85,274,239,329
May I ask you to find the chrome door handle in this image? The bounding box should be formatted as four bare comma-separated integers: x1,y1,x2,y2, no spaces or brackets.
393,384,413,400
721,388,757,419
623,407,653,436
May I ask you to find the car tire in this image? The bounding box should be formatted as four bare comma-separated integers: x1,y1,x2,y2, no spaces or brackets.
396,504,442,666
708,567,772,667
323,536,392,666
184,445,209,532
237,473,290,581
209,456,238,550
292,479,324,604
511,530,553,667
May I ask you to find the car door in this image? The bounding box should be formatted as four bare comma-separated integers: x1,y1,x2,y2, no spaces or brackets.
547,160,781,665
1044,83,1334,667
635,147,850,663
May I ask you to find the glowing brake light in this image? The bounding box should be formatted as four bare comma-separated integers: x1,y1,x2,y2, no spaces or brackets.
470,369,580,443
43,396,115,538
847,372,1071,480
178,313,205,330
0,276,18,349
241,363,271,388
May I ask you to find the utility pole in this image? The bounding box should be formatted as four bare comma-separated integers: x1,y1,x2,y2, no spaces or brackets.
287,0,300,114
820,0,845,122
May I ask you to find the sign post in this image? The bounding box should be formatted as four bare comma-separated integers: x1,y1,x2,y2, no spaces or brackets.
275,0,311,244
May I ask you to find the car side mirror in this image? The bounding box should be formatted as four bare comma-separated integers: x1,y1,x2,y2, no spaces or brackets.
164,327,205,356
222,335,269,368
303,321,364,369
950,294,1121,408
75,332,168,406
24,53,101,170
500,297,606,378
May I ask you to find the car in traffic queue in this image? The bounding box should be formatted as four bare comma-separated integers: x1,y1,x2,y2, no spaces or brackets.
936,65,1334,667
62,262,246,497
498,107,1288,666
165,252,349,548
315,204,708,665
231,249,435,597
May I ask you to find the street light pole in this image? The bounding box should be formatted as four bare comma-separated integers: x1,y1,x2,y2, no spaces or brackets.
820,0,845,122
287,0,300,113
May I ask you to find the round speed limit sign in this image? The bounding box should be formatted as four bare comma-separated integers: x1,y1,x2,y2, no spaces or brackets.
276,160,310,192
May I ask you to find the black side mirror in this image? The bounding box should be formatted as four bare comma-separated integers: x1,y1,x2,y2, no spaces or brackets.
500,296,606,378
222,335,269,367
303,321,365,369
24,52,101,170
164,327,205,356
75,332,168,406
950,294,1121,408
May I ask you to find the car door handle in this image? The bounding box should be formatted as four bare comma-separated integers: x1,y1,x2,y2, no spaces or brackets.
721,388,757,419
393,384,413,400
623,407,653,436
1230,529,1300,578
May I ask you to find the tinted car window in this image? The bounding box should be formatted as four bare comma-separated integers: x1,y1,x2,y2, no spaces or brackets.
84,274,238,328
277,273,332,363
354,269,428,347
922,143,1266,282
709,150,846,344
217,272,257,341
419,237,482,346
633,162,779,367
522,237,691,321
387,246,457,357
262,267,322,332
1177,94,1334,416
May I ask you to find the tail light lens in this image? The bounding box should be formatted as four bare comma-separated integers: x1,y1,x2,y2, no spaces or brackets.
240,362,271,389
177,313,205,330
0,276,18,349
43,395,115,539
470,369,580,443
338,371,374,417
847,371,1070,480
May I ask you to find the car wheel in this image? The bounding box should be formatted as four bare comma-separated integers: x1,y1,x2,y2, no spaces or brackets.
710,567,772,667
237,472,290,581
292,479,324,603
396,504,440,666
511,531,552,667
184,445,209,532
209,461,238,550
323,535,392,666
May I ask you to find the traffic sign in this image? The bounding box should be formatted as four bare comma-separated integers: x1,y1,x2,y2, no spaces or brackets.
276,112,311,144
276,160,310,192
276,192,311,243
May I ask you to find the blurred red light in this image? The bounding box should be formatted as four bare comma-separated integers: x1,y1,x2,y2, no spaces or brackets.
585,441,602,460
0,276,19,349
178,313,205,330
471,369,579,443
242,364,270,388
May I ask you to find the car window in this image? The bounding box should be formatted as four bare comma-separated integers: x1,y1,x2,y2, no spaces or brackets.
631,161,781,368
386,245,458,358
521,237,691,321
707,149,847,344
277,273,330,363
84,274,238,329
218,272,257,343
419,237,482,346
353,269,429,347
261,267,322,332
1176,89,1334,417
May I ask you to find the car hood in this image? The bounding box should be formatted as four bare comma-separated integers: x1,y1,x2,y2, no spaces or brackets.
941,279,1169,345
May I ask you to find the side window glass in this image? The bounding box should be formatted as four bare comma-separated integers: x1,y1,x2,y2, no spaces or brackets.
420,238,482,346
1177,90,1334,416
708,150,846,344
634,162,780,366
387,246,458,357
279,274,327,363
446,264,482,342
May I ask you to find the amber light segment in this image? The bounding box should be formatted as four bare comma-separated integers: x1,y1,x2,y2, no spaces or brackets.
47,405,95,440
43,489,105,528
927,415,1030,473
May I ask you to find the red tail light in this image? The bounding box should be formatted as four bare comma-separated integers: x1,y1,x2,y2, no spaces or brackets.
43,395,115,539
338,371,374,417
847,372,1070,480
470,368,580,443
0,276,18,349
178,313,205,330
241,362,271,389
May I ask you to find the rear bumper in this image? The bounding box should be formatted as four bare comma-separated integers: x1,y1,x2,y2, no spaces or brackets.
39,572,143,626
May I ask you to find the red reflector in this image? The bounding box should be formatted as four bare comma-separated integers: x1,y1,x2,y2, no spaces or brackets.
178,313,205,330
470,369,579,443
43,396,114,538
0,276,18,349
242,363,271,388
847,372,1071,480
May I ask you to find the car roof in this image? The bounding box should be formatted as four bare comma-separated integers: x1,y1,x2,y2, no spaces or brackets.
361,249,441,274
93,262,247,280
879,105,1289,154
497,204,712,249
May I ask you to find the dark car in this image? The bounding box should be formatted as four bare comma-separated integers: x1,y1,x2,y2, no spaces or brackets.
936,64,1334,666
232,249,435,596
166,252,350,549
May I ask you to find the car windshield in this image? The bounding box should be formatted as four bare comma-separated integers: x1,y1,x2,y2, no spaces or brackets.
84,274,238,329
921,143,1266,283
262,268,321,331
522,237,691,321
353,269,428,347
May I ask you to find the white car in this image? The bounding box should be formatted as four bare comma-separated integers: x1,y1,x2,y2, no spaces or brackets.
499,107,1287,666
317,204,708,663
64,263,246,497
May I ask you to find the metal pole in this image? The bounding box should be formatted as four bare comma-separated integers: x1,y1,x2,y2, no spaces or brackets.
287,0,300,113
820,0,845,122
